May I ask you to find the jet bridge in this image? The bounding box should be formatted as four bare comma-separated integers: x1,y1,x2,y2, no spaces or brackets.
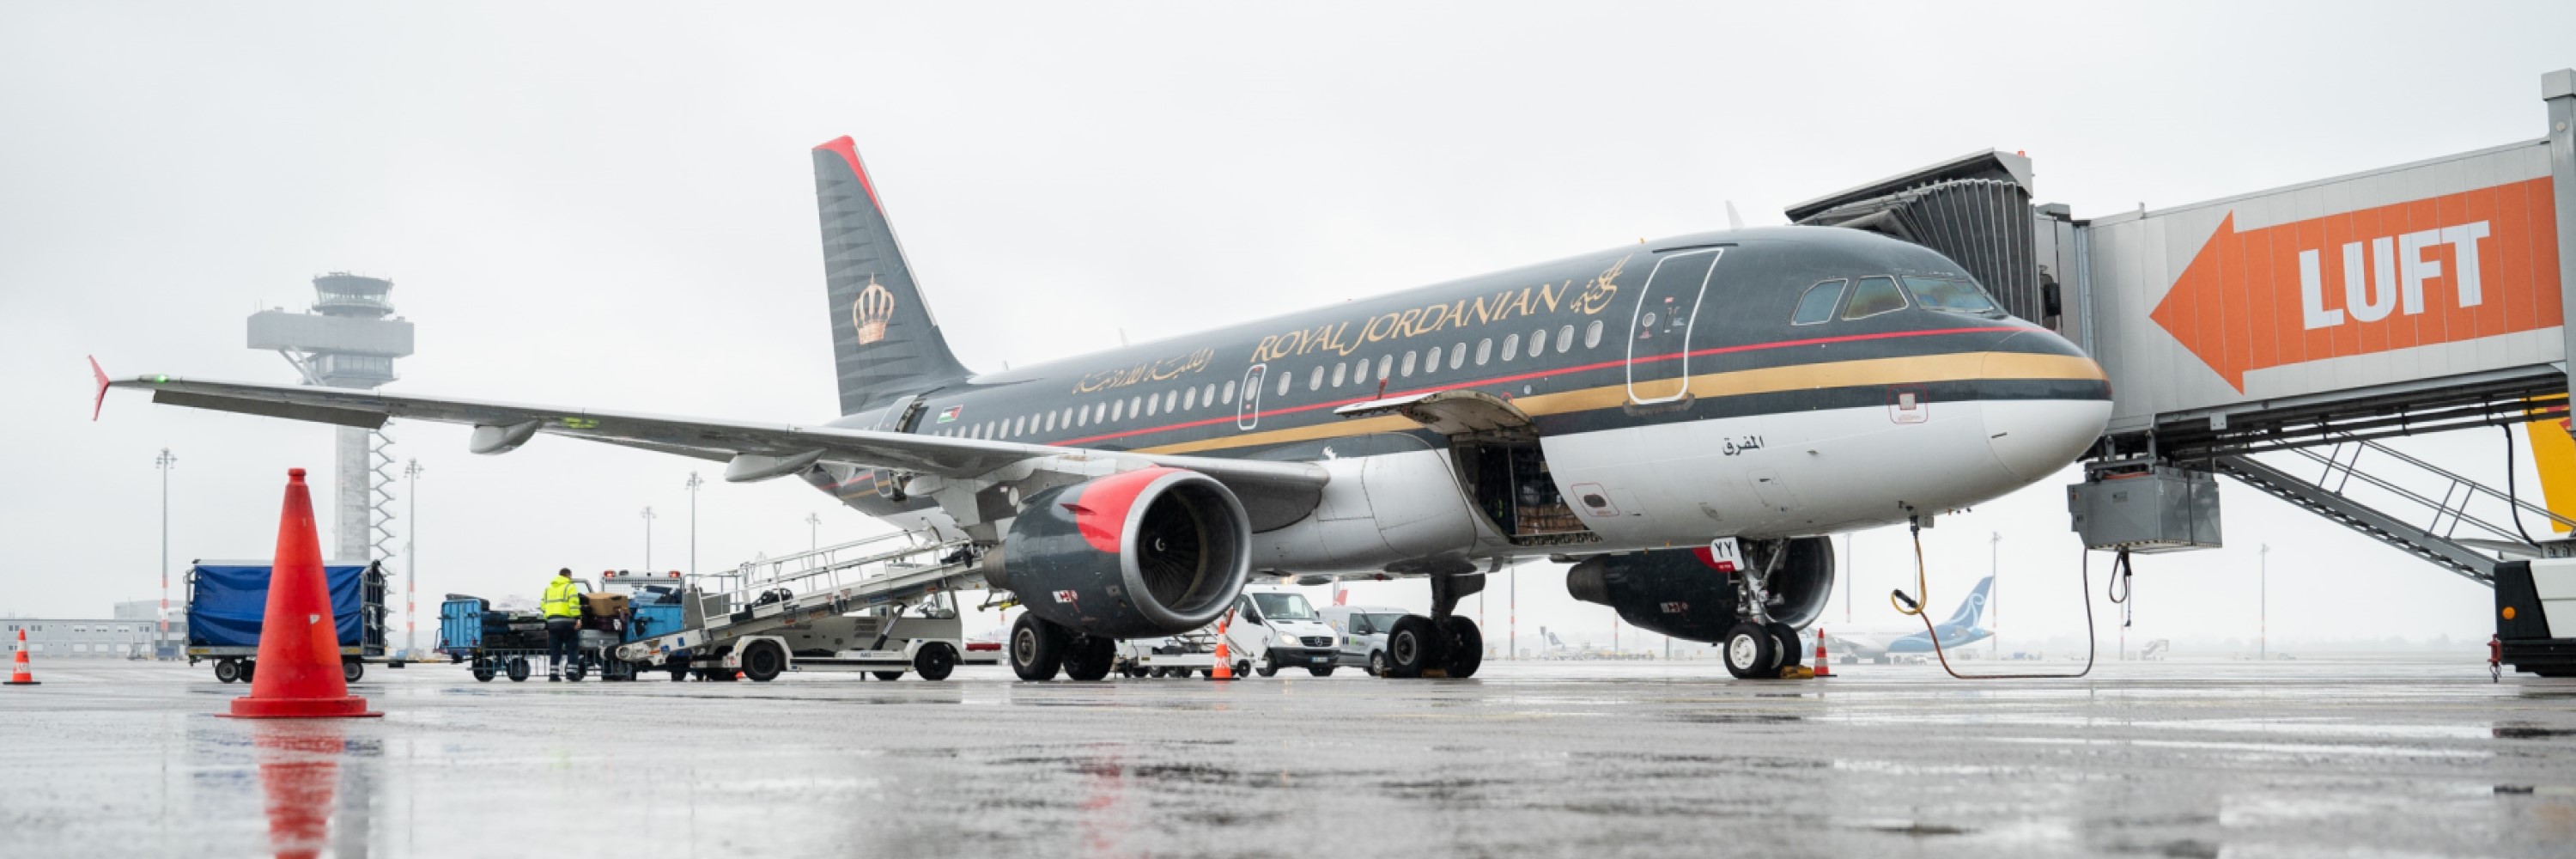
1792,69,2576,588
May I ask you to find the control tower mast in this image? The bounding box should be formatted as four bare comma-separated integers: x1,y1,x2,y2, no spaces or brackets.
247,274,416,561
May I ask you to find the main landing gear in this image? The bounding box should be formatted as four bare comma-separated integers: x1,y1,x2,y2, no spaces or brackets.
1008,613,1116,682
1721,542,1807,680
1382,574,1485,679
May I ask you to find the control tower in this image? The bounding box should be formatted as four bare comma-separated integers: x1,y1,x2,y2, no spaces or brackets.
247,274,416,561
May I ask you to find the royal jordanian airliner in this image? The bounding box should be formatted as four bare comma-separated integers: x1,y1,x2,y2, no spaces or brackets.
100,137,2110,681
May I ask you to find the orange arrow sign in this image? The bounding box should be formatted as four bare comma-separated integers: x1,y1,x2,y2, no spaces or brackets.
2150,176,2562,391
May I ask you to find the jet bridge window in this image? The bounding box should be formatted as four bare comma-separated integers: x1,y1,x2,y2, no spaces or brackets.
1900,276,2002,315
1791,278,1848,325
1841,276,1908,320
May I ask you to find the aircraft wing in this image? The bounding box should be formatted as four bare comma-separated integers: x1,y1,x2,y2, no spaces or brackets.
1825,631,1892,656
102,371,1326,503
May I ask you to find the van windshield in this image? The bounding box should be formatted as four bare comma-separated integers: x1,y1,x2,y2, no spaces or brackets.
1250,592,1316,621
1364,612,1406,633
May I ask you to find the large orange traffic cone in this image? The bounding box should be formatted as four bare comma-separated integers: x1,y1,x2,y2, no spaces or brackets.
5,629,37,685
1208,611,1236,682
225,469,380,719
1811,628,1832,678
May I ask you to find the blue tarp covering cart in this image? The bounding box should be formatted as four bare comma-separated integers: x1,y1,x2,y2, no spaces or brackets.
185,559,389,684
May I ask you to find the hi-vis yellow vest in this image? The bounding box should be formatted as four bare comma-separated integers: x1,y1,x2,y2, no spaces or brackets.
542,577,581,618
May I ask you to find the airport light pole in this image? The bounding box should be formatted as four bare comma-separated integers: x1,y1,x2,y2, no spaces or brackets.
2259,543,2269,661
685,472,702,578
641,507,656,570
1990,531,2002,656
805,512,821,551
155,448,175,659
404,459,421,655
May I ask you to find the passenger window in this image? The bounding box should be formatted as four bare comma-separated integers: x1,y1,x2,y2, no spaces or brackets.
1901,276,2002,314
1792,278,1848,325
1400,350,1417,377
1309,366,1324,391
1166,390,1180,412
1145,395,1157,417
1130,396,1144,418
1331,362,1347,387
1077,407,1088,428
1843,276,1908,320
1557,325,1574,353
1529,328,1547,357
1476,338,1492,365
1111,401,1124,422
1218,382,1231,405
1584,320,1603,348
1183,387,1197,411
1451,343,1467,369
1043,412,1055,433
1376,355,1392,381
1501,333,1519,361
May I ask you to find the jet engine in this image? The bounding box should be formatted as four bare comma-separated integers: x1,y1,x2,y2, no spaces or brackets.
1564,538,1836,643
995,467,1253,639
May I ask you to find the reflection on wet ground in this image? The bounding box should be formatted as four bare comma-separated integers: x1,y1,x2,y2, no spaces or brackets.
4,658,2573,857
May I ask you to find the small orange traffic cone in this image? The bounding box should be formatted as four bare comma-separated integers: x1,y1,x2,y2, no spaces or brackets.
5,629,37,685
1811,628,1832,678
1208,610,1237,682
225,469,380,719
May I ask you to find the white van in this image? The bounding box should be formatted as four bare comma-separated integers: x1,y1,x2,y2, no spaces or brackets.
1317,605,1410,676
1229,584,1343,677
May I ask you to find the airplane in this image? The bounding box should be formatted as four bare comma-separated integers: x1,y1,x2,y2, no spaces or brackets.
1818,576,1993,663
95,135,2111,681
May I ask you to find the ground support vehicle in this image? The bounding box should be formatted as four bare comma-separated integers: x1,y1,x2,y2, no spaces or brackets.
1230,584,1343,677
2497,558,2576,677
186,559,391,684
1319,605,1408,676
436,591,635,682
1113,630,1224,678
616,530,999,682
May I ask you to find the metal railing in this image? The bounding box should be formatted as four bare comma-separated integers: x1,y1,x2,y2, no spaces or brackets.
2281,436,2573,547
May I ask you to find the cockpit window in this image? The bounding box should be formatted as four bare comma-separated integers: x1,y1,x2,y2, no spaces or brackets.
1842,276,1907,320
1791,279,1847,325
1901,276,2002,315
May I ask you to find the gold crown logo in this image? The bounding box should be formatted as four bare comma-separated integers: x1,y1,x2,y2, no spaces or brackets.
853,278,896,344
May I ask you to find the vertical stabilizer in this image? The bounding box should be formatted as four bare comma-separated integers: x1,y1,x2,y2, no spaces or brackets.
1945,576,1995,628
812,137,969,416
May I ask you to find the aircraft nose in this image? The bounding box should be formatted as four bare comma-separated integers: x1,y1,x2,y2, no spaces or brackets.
1980,342,2111,483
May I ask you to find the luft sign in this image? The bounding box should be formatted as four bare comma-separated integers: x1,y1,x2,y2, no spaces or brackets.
2150,177,2563,391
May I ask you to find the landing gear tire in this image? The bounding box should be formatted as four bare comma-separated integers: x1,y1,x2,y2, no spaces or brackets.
1009,614,1066,681
1382,615,1444,679
1367,651,1387,677
1767,622,1801,671
872,671,904,681
1437,616,1484,679
1723,622,1778,679
914,643,957,681
1064,635,1117,682
741,642,785,682
1308,666,1335,677
505,657,531,682
214,658,241,684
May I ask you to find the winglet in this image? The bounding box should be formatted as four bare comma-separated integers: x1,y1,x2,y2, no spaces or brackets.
88,356,109,421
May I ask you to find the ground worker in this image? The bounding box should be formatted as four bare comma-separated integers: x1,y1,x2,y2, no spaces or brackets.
541,568,581,681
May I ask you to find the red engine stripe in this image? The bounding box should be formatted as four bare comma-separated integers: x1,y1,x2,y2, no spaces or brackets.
1070,467,1177,554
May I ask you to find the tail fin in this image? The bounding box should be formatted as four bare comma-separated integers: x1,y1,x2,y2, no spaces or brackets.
812,137,969,415
1945,576,1995,628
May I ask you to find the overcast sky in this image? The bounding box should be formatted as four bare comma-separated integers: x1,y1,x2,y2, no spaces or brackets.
8,3,2574,655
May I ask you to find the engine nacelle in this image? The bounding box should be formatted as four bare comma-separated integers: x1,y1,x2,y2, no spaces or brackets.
1564,538,1836,643
995,467,1253,639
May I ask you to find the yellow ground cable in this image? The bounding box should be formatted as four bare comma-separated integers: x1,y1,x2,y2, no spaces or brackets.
1887,523,2098,680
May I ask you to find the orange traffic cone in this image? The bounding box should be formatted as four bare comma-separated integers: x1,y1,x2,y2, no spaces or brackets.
1811,628,1832,678
1208,611,1237,682
225,469,380,719
5,629,37,685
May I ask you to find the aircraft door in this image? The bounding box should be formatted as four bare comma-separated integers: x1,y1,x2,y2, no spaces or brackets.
1238,364,1266,430
1625,248,1724,405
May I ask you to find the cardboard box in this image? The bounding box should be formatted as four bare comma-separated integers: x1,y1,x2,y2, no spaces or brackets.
581,592,629,618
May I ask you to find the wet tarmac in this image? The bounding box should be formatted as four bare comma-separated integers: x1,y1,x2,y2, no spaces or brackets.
6,657,2573,858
